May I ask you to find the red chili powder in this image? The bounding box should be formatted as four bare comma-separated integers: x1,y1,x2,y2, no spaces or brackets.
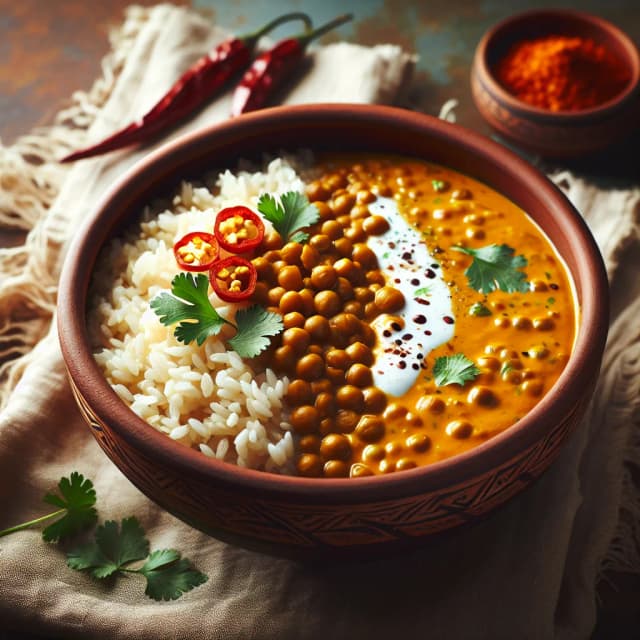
495,35,631,111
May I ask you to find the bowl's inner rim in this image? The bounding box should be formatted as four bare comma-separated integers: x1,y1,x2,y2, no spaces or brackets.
58,105,609,501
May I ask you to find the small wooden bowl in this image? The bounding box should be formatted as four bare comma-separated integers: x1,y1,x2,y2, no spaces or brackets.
471,10,640,158
57,104,609,558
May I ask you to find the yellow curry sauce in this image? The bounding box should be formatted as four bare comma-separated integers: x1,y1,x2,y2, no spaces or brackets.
252,154,577,477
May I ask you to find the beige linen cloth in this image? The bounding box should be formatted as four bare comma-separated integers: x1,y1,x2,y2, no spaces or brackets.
1,5,639,639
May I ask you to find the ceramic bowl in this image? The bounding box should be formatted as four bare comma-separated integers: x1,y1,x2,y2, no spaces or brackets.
471,9,640,158
57,104,608,557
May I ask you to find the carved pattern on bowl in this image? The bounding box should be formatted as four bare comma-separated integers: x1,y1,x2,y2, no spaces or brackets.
68,372,586,550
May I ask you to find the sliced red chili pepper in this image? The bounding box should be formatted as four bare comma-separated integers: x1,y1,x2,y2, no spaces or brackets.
214,206,265,254
209,255,257,302
231,13,352,116
173,231,219,272
60,12,312,162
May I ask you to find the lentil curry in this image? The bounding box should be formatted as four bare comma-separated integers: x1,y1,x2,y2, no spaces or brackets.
251,154,576,477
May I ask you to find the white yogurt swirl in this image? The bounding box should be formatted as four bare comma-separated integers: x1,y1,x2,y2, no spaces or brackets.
367,197,455,397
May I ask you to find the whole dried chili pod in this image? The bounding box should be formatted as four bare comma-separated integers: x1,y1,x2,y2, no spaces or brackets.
60,12,312,163
231,13,353,117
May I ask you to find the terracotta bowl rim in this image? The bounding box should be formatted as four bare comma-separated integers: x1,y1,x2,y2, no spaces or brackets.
57,103,609,502
473,8,640,121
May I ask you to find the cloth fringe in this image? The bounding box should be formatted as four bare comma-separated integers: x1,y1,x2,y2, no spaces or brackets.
0,5,151,408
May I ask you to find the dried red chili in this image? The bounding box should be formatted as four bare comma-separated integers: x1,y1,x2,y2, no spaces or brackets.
209,255,257,302
60,12,312,162
214,206,265,254
173,231,219,272
231,13,353,116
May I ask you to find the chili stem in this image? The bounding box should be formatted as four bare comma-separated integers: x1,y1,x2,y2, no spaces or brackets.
243,12,313,45
0,509,66,538
297,13,353,46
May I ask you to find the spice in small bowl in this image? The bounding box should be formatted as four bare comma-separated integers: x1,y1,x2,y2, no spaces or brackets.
471,10,640,158
495,34,631,112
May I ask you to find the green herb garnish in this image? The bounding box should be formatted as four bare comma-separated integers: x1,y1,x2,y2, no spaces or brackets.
0,472,97,541
433,354,480,387
500,361,514,376
546,297,556,307
151,273,283,357
431,179,447,193
0,473,208,601
468,302,492,317
67,517,208,601
150,272,227,346
227,305,285,358
257,191,320,243
414,286,432,298
452,244,529,294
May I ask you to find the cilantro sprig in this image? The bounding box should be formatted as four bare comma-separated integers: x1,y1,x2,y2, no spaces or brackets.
452,244,529,294
67,517,208,601
257,191,320,243
0,471,97,541
433,354,480,387
0,473,208,601
150,273,283,357
151,272,227,346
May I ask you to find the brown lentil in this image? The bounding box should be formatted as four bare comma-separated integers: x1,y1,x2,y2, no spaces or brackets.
290,405,321,434
374,286,405,313
320,433,352,461
355,415,385,442
297,453,323,477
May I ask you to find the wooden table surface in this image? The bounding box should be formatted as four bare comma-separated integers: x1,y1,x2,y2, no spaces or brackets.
1,1,639,638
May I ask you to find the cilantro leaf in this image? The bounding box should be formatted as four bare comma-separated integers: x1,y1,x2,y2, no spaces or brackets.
452,244,529,293
257,191,319,242
433,354,480,387
67,517,149,579
468,302,492,317
0,472,97,541
227,305,284,358
290,231,309,244
139,549,208,601
41,472,97,542
414,286,432,298
66,540,112,574
94,517,150,571
67,518,208,601
431,179,448,193
150,272,229,345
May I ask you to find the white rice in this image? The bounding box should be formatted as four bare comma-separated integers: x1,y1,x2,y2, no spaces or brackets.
89,158,308,474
